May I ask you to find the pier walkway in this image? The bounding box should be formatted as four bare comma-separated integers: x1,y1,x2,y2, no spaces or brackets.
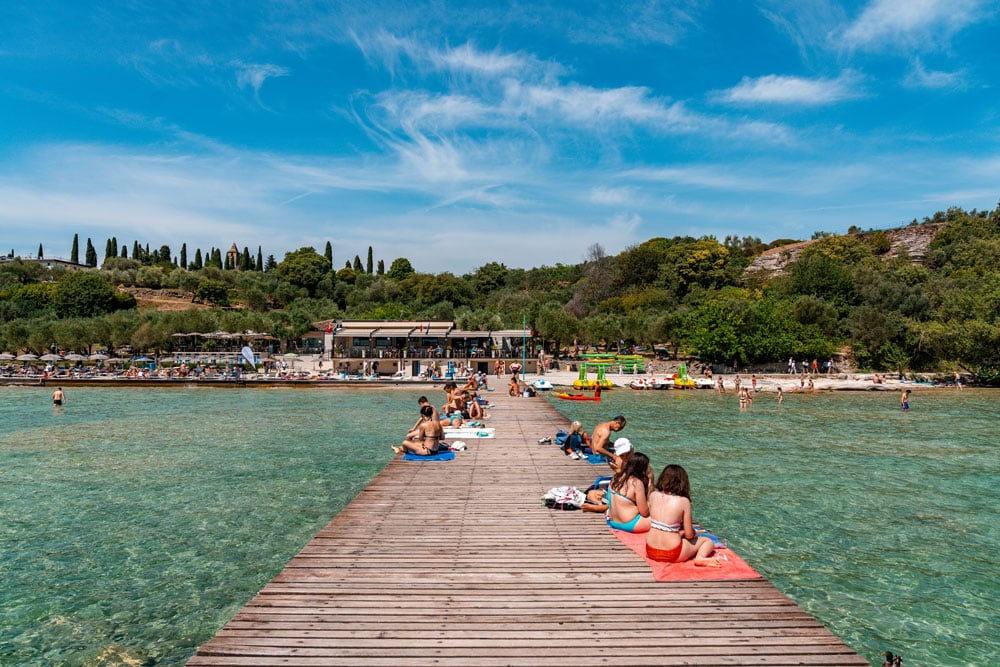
189,391,867,666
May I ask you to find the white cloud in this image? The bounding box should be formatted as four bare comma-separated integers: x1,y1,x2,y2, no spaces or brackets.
903,58,967,90
234,62,290,102
589,187,635,205
718,71,863,106
840,0,988,50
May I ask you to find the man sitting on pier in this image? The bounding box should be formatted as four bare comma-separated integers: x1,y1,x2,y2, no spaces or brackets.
590,415,627,460
393,405,444,457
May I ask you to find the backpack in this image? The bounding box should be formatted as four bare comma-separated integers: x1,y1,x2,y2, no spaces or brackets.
553,429,568,446
541,486,585,510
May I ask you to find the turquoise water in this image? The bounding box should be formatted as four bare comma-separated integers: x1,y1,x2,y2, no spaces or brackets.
548,388,999,667
1,386,997,665
0,386,416,666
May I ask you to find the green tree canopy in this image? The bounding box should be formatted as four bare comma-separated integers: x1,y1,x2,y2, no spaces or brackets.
275,247,332,296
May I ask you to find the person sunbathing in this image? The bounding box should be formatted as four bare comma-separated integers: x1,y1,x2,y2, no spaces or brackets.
605,452,652,533
393,405,444,456
645,464,719,567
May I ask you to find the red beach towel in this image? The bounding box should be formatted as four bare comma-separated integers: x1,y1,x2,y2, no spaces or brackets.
609,528,762,581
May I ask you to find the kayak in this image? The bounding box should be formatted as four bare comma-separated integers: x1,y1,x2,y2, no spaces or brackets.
555,391,602,402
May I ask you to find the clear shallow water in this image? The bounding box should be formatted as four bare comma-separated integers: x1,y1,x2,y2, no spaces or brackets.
547,387,999,667
0,386,418,666
1,386,997,666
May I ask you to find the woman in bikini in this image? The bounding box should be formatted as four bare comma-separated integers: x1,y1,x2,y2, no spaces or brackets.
605,452,652,533
393,405,443,456
645,464,718,566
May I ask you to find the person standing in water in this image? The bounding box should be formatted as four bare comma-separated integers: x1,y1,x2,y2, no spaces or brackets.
51,387,65,406
901,390,910,413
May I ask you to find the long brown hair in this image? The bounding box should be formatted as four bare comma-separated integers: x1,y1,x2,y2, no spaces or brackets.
612,451,650,493
654,464,691,499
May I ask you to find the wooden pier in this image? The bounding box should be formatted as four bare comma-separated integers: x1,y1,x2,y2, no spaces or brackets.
188,391,868,666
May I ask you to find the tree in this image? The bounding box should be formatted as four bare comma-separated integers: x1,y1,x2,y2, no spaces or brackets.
53,271,118,318
241,247,251,271
37,243,43,259
120,245,127,259
387,257,415,281
71,234,79,264
366,246,374,274
324,241,333,266
353,255,363,272
85,238,98,267
159,245,171,265
265,254,277,272
180,243,187,269
196,279,230,307
275,247,333,296
377,259,385,275
192,248,203,270
257,246,264,272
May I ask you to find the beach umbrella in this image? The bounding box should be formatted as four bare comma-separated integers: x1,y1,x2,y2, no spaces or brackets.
64,353,87,361
15,353,38,361
89,353,109,361
133,356,153,362
0,353,15,360
39,353,63,361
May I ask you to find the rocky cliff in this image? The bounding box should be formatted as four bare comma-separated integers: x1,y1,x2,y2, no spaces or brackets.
744,223,947,276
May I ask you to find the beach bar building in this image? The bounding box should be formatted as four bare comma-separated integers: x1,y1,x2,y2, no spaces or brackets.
301,319,538,377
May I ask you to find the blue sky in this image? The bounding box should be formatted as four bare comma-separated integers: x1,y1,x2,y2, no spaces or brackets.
2,1,998,274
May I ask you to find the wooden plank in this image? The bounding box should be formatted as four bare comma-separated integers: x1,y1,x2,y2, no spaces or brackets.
188,391,868,666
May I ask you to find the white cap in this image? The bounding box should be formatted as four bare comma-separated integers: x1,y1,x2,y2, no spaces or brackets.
613,438,633,455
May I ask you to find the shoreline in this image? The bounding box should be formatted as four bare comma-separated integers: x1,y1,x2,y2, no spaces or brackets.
0,368,976,391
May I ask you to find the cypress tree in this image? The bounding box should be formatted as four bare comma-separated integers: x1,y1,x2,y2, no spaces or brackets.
377,259,385,275
240,247,251,271
85,238,97,267
71,234,79,264
324,241,333,266
211,247,222,269
193,248,203,269
38,243,43,259
257,246,263,272
366,246,373,274
105,238,113,262
132,241,141,261
180,243,187,269
120,245,127,259
353,255,363,272
111,237,118,258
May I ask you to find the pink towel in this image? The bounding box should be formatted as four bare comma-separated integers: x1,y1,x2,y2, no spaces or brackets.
609,528,762,581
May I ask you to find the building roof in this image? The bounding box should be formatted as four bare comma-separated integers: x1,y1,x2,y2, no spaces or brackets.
311,320,531,339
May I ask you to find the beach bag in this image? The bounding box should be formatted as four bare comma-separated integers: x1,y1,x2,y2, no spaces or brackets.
553,429,568,446
542,486,585,510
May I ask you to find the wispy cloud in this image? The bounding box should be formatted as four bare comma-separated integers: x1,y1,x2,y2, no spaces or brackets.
903,58,967,90
716,70,863,106
840,0,989,51
234,61,290,104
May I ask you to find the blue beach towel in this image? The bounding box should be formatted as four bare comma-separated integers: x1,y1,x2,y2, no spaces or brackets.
586,453,610,464
402,451,456,462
